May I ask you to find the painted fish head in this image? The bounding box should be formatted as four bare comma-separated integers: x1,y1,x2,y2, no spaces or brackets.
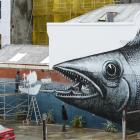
53,50,135,121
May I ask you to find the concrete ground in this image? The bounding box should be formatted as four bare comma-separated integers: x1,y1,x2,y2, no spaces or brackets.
1,122,140,140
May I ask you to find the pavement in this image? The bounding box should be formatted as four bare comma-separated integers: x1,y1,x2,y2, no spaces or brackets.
1,121,140,140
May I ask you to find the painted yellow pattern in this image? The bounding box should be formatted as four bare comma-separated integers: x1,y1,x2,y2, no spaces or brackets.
32,0,118,45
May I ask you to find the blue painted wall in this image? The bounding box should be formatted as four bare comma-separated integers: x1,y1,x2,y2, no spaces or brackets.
37,93,107,128
0,78,110,129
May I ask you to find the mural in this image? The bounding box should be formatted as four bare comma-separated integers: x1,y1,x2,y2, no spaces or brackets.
53,31,140,131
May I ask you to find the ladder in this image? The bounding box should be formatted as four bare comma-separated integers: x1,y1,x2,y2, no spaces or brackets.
26,96,42,125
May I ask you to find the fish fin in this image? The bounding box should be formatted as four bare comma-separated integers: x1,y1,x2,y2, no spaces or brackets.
125,30,140,47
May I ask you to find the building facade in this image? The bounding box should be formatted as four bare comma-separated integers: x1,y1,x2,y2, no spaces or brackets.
0,0,11,47
0,0,32,48
11,0,32,44
1,0,140,47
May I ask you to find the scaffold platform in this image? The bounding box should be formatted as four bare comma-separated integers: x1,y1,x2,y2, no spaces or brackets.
0,80,29,120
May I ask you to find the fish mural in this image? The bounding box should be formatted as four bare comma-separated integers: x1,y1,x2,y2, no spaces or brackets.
53,31,140,131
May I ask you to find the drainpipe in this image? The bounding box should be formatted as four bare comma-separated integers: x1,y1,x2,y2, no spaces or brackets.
0,34,1,49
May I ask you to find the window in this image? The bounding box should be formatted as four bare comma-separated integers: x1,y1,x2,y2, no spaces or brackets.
98,12,118,22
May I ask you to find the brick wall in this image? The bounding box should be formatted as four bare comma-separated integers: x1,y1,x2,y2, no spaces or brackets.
0,69,70,83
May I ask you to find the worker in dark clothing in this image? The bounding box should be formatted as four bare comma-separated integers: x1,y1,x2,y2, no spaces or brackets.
62,104,68,132
15,70,22,93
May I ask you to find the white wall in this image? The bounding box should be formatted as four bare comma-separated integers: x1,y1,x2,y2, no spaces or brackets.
48,13,140,68
0,0,11,47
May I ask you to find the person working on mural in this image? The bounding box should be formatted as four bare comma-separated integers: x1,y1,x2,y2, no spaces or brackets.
61,104,68,132
15,70,22,93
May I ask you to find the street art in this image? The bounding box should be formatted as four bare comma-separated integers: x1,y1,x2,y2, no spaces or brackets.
53,31,140,131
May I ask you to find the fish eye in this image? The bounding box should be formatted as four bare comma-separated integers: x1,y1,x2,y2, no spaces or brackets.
106,63,116,76
103,61,121,80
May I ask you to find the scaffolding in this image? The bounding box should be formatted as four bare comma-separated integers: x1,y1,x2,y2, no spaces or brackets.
32,0,120,45
19,71,42,124
0,81,29,120
26,96,42,124
32,0,53,45
52,0,120,20
53,0,72,21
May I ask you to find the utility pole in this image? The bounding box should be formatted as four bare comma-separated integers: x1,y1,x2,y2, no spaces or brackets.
122,107,127,140
42,113,47,140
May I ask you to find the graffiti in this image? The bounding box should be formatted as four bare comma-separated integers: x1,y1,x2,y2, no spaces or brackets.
53,31,140,131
